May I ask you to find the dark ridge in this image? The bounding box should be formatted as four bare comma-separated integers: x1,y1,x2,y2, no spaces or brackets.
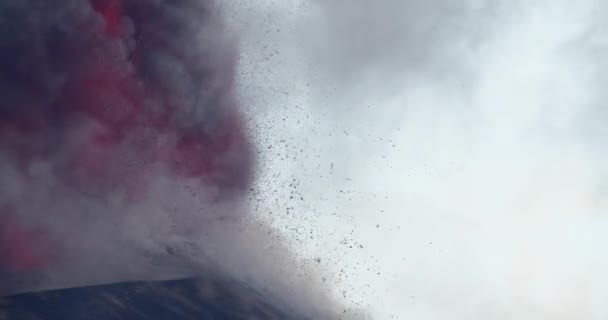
0,277,309,320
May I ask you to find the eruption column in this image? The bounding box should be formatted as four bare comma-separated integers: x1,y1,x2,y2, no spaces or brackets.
0,0,252,294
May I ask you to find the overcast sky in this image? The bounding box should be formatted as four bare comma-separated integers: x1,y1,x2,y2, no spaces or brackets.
227,1,608,318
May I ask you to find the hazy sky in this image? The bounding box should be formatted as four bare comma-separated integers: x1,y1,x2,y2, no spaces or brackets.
228,0,608,319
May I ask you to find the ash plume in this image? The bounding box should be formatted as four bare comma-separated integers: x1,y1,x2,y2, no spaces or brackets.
0,3,343,317
0,0,275,301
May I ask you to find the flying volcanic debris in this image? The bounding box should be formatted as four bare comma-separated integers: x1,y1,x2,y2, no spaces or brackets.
0,0,254,295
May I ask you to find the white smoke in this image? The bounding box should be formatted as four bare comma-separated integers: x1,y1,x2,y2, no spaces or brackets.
230,0,608,318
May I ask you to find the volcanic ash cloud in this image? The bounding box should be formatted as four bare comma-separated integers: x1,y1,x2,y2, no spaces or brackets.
0,0,254,294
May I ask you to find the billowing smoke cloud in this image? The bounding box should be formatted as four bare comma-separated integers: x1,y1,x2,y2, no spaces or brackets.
0,3,344,317
231,0,608,318
0,1,346,318
0,0,257,294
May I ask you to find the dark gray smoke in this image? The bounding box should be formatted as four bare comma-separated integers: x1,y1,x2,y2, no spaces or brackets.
0,0,254,293
0,2,342,318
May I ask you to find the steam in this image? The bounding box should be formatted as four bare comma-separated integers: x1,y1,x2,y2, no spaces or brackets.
232,0,608,318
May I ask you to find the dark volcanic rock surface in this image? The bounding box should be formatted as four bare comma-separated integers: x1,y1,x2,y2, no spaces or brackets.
0,276,309,320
